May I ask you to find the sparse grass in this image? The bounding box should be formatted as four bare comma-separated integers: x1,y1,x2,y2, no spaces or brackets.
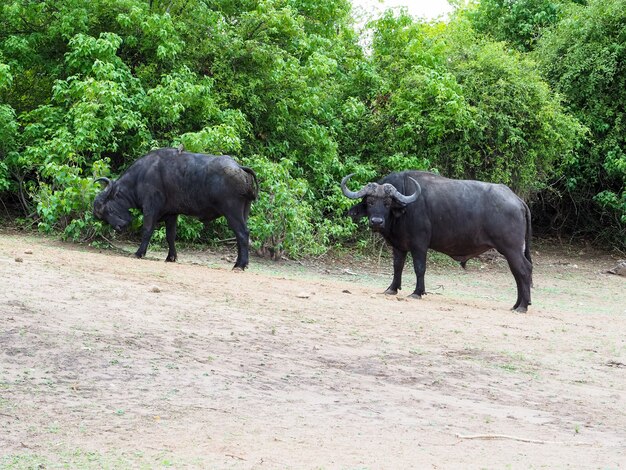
458,348,540,378
0,396,14,411
46,422,60,434
0,449,204,469
2,232,624,468
494,351,541,378
427,250,463,268
498,363,518,372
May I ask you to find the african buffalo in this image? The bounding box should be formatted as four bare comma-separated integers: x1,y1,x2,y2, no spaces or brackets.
94,148,258,270
342,171,532,312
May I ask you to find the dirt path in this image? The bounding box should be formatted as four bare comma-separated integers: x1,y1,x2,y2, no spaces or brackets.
1,232,625,468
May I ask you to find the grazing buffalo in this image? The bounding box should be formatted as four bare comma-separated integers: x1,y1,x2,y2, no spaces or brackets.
342,171,533,312
94,148,258,270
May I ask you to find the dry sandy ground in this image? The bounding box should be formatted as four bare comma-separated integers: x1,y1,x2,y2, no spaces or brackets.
1,231,625,469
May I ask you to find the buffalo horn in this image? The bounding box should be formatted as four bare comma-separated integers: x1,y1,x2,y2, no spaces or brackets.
94,177,111,187
341,174,370,199
390,177,421,204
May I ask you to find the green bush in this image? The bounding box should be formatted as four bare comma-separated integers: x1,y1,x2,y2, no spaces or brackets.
535,0,626,245
0,0,621,254
348,11,583,194
243,155,323,259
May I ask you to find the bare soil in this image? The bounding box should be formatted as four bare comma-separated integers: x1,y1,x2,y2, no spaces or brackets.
1,232,625,469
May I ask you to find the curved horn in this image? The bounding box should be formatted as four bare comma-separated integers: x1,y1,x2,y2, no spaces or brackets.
341,173,371,199
390,176,421,204
94,177,112,187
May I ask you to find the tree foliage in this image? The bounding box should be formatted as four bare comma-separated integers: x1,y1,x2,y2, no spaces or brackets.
535,0,626,245
467,0,570,52
343,11,583,196
0,0,361,257
0,0,622,254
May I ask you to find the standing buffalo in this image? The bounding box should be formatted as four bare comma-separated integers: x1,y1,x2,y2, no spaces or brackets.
94,148,258,270
342,171,532,312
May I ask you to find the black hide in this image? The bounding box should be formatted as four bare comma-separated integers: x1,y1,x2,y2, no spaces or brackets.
94,148,258,269
344,171,532,312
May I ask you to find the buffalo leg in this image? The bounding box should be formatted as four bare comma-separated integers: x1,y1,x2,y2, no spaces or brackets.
225,214,250,270
501,248,532,312
164,214,178,262
385,247,407,294
409,249,427,299
135,212,158,259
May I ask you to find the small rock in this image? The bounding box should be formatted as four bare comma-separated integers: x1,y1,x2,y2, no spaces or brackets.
149,285,161,293
24,250,33,255
607,261,626,277
14,257,23,263
342,289,352,294
296,292,310,299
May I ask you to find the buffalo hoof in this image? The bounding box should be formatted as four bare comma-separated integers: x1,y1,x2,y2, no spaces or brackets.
165,256,177,262
232,266,245,272
383,288,398,295
134,252,144,259
408,293,422,300
513,306,528,313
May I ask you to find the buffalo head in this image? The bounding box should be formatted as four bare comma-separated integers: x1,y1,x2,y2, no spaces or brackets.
93,177,132,232
341,174,421,231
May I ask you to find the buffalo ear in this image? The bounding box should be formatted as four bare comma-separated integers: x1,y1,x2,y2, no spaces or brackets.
346,201,367,220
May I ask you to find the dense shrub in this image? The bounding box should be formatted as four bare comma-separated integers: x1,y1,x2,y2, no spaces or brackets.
0,0,621,254
342,12,583,195
534,0,626,246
